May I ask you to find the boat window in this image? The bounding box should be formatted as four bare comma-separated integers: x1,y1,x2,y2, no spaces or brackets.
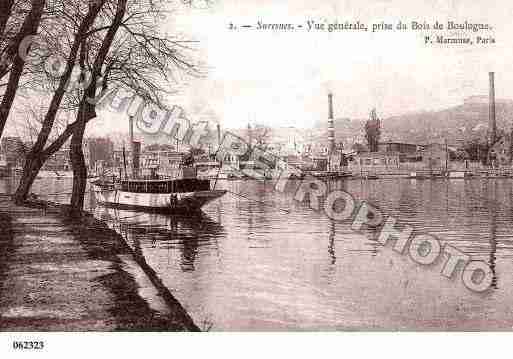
119,179,211,193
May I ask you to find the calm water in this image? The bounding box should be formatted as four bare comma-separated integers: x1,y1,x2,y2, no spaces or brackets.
4,177,513,330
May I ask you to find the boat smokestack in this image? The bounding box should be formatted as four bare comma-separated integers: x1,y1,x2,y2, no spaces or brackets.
129,115,139,177
328,93,335,155
489,72,497,144
129,115,134,144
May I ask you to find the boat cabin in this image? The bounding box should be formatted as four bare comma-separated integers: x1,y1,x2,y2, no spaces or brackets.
94,177,211,194
119,178,211,193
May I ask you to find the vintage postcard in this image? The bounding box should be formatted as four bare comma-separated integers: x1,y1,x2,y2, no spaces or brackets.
0,0,511,357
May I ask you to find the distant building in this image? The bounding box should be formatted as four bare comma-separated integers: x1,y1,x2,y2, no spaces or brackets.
42,148,72,171
349,142,457,172
281,154,312,171
422,143,449,169
377,141,420,154
86,137,114,171
351,143,368,154
0,136,26,168
351,152,401,168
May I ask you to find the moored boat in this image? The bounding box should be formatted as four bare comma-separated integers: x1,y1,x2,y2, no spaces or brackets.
92,175,226,212
92,115,226,212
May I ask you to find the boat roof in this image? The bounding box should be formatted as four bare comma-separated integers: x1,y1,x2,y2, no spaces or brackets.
119,178,205,183
122,179,172,182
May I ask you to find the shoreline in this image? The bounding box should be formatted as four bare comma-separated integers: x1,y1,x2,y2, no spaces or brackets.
0,196,199,331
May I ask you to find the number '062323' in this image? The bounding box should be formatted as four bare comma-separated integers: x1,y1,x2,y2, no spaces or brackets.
12,341,44,350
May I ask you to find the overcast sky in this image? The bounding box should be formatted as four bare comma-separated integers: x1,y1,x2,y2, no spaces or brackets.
148,0,511,129
50,0,513,137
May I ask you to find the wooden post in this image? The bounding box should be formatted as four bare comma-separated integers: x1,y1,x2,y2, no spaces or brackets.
445,139,448,174
122,145,127,180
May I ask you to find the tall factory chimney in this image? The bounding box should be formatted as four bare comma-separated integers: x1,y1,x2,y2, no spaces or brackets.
129,115,134,146
129,115,139,178
489,72,497,145
328,93,335,155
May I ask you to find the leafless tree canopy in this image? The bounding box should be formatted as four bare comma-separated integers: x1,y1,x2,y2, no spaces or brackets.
7,0,204,208
251,124,273,150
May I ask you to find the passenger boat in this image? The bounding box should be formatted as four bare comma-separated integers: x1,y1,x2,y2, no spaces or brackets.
92,174,226,213
92,115,226,212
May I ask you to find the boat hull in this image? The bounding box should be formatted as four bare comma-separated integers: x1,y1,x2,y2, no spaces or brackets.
93,185,226,212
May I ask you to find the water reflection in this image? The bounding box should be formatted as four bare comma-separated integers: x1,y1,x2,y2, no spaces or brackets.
487,181,498,290
328,221,336,266
94,206,225,272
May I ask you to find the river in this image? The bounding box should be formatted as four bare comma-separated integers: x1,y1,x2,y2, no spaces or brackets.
3,177,513,330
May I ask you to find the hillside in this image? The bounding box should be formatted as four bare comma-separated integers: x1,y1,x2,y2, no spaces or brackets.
313,99,513,146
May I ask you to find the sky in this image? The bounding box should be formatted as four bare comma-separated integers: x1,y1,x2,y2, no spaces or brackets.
139,0,513,131
12,0,510,139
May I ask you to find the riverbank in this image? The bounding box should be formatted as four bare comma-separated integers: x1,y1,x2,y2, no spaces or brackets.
0,196,199,331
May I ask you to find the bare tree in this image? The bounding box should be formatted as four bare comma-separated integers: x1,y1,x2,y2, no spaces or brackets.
365,108,381,152
252,124,272,150
0,0,46,139
69,0,128,214
14,0,201,212
11,96,70,145
66,0,201,214
0,0,23,81
13,0,106,204
0,0,16,43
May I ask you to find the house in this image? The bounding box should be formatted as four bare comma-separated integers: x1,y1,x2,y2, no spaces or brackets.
282,154,313,171
421,144,449,169
42,148,72,171
349,141,423,169
86,137,114,171
0,136,26,168
350,151,401,169
377,141,421,154
376,141,423,162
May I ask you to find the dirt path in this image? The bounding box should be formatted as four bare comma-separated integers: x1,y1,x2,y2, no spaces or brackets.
0,200,198,331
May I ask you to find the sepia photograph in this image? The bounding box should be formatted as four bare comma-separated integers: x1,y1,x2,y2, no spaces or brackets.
0,0,512,357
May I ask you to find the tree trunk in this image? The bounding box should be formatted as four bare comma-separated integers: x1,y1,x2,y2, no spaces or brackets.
69,106,88,216
0,0,15,40
13,155,44,204
69,140,87,215
68,0,127,215
14,0,126,209
0,0,45,138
